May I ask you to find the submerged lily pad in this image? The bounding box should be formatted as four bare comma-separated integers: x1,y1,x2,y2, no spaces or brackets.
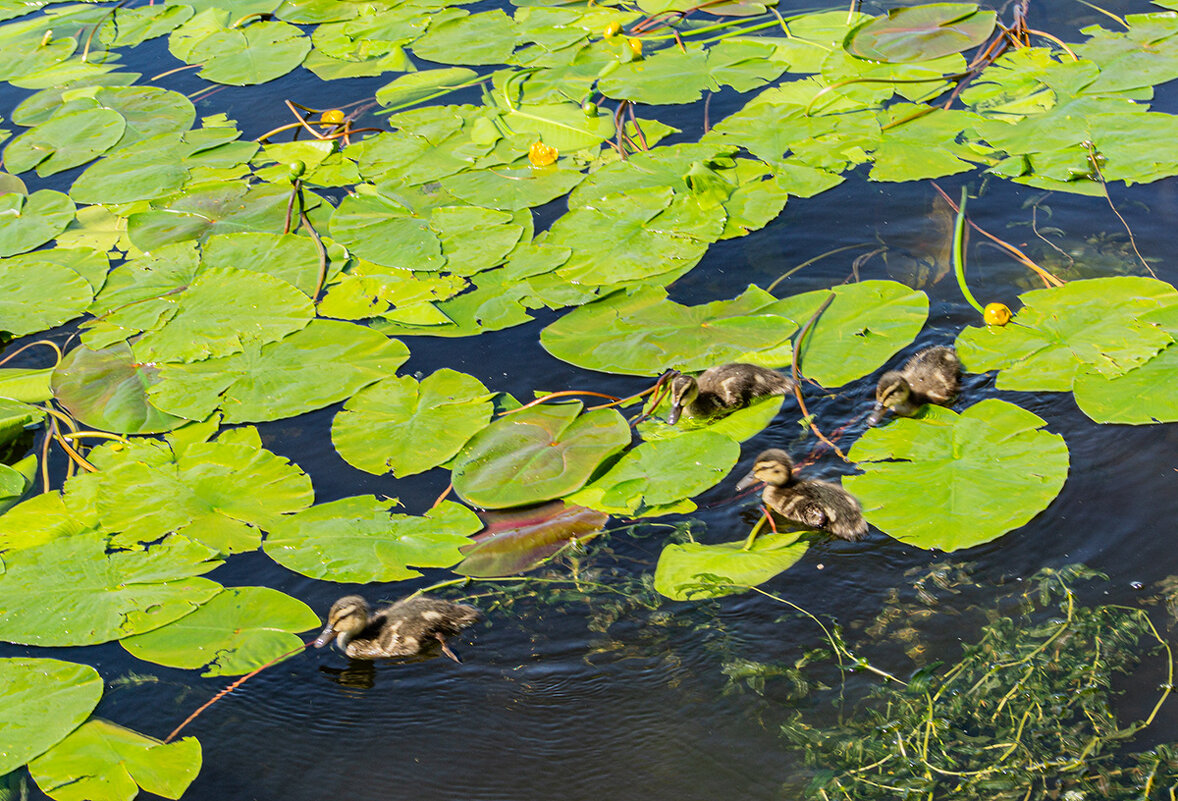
0,532,222,647
0,657,102,776
452,402,631,509
120,586,317,676
846,3,996,63
456,502,609,578
29,719,201,801
654,531,809,600
52,343,188,434
955,277,1178,391
264,497,482,582
844,399,1069,551
332,369,493,477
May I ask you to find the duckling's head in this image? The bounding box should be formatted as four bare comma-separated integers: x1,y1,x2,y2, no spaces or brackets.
735,448,795,490
868,371,910,426
314,595,371,650
667,374,699,425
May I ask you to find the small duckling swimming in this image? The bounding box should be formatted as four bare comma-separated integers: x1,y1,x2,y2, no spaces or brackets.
667,363,795,425
735,449,867,541
868,345,961,426
314,595,480,662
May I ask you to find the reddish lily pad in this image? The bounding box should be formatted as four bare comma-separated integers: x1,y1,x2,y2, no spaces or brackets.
846,3,996,63
456,501,609,577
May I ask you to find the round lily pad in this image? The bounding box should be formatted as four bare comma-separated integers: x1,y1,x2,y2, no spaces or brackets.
654,531,810,600
264,497,483,583
3,106,125,177
0,657,102,776
844,399,1069,551
120,586,318,676
846,3,997,63
332,369,494,477
0,189,75,257
0,257,93,337
52,343,189,434
451,402,632,509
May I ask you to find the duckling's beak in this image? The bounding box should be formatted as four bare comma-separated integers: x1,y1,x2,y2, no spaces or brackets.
866,402,887,427
313,624,338,649
734,472,762,493
667,402,683,425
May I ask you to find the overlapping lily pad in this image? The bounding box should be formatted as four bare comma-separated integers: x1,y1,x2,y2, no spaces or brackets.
0,189,74,257
0,532,222,647
121,586,317,676
654,532,810,600
956,277,1178,391
264,497,482,582
845,400,1069,551
29,719,201,801
452,402,631,509
0,657,103,776
846,3,997,63
2,106,125,177
52,343,188,434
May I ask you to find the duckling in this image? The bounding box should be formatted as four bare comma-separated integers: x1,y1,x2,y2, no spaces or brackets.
735,449,867,541
666,363,795,425
313,594,480,662
868,345,961,426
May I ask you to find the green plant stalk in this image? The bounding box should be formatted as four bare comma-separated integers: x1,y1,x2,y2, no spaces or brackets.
952,186,985,315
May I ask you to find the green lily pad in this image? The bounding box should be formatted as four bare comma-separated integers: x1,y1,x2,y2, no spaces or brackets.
439,163,587,211
67,434,314,555
1072,305,1178,424
654,531,809,600
328,192,444,271
955,277,1178,391
846,3,996,63
376,67,479,109
540,285,796,376
332,369,493,477
52,343,189,434
120,586,317,676
131,266,315,365
148,319,409,424
0,366,54,403
599,44,710,105
0,254,94,337
2,106,125,177
29,719,200,801
0,190,74,257
456,501,609,578
844,399,1069,551
0,491,87,554
264,497,482,582
69,135,190,206
741,280,930,388
503,101,617,153
0,532,222,647
452,402,631,509
412,10,518,65
185,19,310,85
126,181,291,251
639,396,784,442
568,431,740,516
0,657,102,776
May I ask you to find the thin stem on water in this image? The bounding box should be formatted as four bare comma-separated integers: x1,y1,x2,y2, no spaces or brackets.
951,186,986,315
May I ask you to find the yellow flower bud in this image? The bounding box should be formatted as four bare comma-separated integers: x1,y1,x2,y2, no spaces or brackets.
528,141,558,167
984,302,1012,326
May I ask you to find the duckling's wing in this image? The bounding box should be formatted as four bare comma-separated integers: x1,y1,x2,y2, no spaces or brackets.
905,347,961,405
706,365,794,405
796,481,868,542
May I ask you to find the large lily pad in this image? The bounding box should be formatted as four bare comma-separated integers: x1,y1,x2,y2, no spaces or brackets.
148,320,410,424
52,343,189,434
0,532,222,647
180,18,310,85
456,502,609,578
0,190,74,257
332,369,493,477
3,106,125,177
955,277,1178,391
66,435,314,555
0,657,102,776
540,284,797,375
29,719,201,801
567,431,740,516
654,531,810,600
846,3,997,63
0,254,93,337
120,586,317,676
844,400,1069,551
451,402,631,509
264,497,482,582
1072,304,1178,424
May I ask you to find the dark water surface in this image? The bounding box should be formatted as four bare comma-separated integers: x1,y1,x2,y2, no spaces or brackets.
4,0,1178,798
